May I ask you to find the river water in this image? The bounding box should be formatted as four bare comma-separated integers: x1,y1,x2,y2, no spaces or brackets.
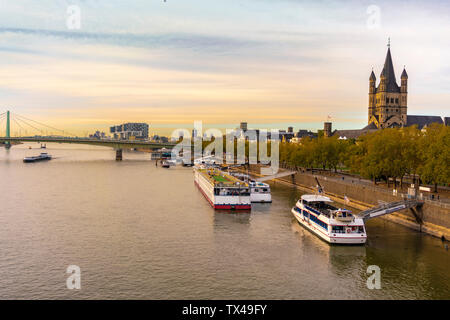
0,143,448,299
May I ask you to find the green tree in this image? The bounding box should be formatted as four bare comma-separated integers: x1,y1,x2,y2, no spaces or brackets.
419,123,450,192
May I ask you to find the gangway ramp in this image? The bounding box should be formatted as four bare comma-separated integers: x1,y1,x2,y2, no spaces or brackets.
256,170,296,182
357,200,423,221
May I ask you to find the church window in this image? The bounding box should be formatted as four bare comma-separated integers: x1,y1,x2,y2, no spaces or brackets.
390,98,394,103
386,98,389,104
396,98,399,104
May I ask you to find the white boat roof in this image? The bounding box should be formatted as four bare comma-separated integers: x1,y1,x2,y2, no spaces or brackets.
251,181,269,187
301,194,332,202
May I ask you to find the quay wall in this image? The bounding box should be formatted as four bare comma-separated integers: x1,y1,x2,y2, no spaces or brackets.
248,165,450,240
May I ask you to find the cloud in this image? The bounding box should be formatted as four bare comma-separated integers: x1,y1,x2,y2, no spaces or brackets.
0,26,263,52
0,0,449,135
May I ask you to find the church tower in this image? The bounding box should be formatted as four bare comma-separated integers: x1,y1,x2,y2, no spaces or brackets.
368,40,407,128
400,67,408,124
368,70,376,123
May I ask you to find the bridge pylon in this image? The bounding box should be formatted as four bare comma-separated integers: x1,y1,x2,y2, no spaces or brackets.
116,149,123,161
5,110,11,149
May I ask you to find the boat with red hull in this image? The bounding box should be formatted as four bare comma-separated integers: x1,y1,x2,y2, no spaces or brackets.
194,167,251,210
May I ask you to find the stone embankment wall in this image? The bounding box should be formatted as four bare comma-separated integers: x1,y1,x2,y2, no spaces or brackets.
249,165,450,240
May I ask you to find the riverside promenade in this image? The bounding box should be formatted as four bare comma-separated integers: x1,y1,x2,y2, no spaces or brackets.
248,165,450,240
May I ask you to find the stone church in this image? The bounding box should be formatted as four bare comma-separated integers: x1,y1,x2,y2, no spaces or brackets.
330,43,447,139
368,44,408,128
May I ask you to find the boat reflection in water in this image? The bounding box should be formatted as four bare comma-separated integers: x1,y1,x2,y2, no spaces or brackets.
290,220,367,281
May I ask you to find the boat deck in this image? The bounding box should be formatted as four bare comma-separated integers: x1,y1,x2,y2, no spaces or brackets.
196,168,248,188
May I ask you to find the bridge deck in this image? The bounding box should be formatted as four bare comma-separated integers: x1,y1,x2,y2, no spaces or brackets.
0,136,176,150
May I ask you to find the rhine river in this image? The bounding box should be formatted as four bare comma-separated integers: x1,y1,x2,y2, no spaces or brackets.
0,143,449,299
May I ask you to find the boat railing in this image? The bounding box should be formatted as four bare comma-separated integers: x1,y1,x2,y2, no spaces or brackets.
304,205,323,216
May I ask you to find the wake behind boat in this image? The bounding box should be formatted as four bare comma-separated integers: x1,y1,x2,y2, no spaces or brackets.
23,152,52,163
292,194,367,245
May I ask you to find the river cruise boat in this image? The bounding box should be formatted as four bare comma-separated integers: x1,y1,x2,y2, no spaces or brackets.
194,167,251,210
291,194,367,244
23,153,52,163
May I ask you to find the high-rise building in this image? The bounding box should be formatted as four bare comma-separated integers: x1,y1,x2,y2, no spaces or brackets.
110,123,149,140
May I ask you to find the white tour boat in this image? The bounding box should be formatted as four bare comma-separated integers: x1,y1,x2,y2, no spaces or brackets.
248,181,272,203
291,194,367,244
228,172,272,203
194,167,251,210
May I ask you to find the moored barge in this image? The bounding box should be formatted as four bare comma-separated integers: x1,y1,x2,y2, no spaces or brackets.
194,167,251,210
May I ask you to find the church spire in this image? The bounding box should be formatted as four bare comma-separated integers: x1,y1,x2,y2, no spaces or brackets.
401,66,408,79
380,40,400,92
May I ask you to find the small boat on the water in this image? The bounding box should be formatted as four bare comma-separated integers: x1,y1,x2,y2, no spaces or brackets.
228,172,272,203
291,194,367,245
248,181,272,203
23,153,52,163
161,160,176,168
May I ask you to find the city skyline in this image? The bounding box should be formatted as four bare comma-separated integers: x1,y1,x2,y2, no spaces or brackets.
1,0,450,135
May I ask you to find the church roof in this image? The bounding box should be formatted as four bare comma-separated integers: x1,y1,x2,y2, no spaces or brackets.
401,68,408,79
406,115,443,129
332,124,378,139
369,70,376,81
379,48,400,93
362,122,377,130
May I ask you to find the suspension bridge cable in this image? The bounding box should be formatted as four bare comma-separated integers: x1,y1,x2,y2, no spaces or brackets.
13,116,46,135
13,115,61,136
12,118,27,135
12,112,78,137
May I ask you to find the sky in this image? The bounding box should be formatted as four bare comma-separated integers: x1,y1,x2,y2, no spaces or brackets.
0,0,449,136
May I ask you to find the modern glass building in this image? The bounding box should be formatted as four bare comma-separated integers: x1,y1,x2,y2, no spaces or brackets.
110,123,149,140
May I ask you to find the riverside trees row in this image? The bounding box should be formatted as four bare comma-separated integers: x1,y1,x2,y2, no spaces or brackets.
279,124,449,191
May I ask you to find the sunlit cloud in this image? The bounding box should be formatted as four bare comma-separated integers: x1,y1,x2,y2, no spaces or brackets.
0,0,449,135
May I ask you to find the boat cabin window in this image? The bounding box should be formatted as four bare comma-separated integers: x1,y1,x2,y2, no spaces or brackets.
332,226,345,233
305,200,337,216
335,211,353,218
332,226,365,234
214,187,250,196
